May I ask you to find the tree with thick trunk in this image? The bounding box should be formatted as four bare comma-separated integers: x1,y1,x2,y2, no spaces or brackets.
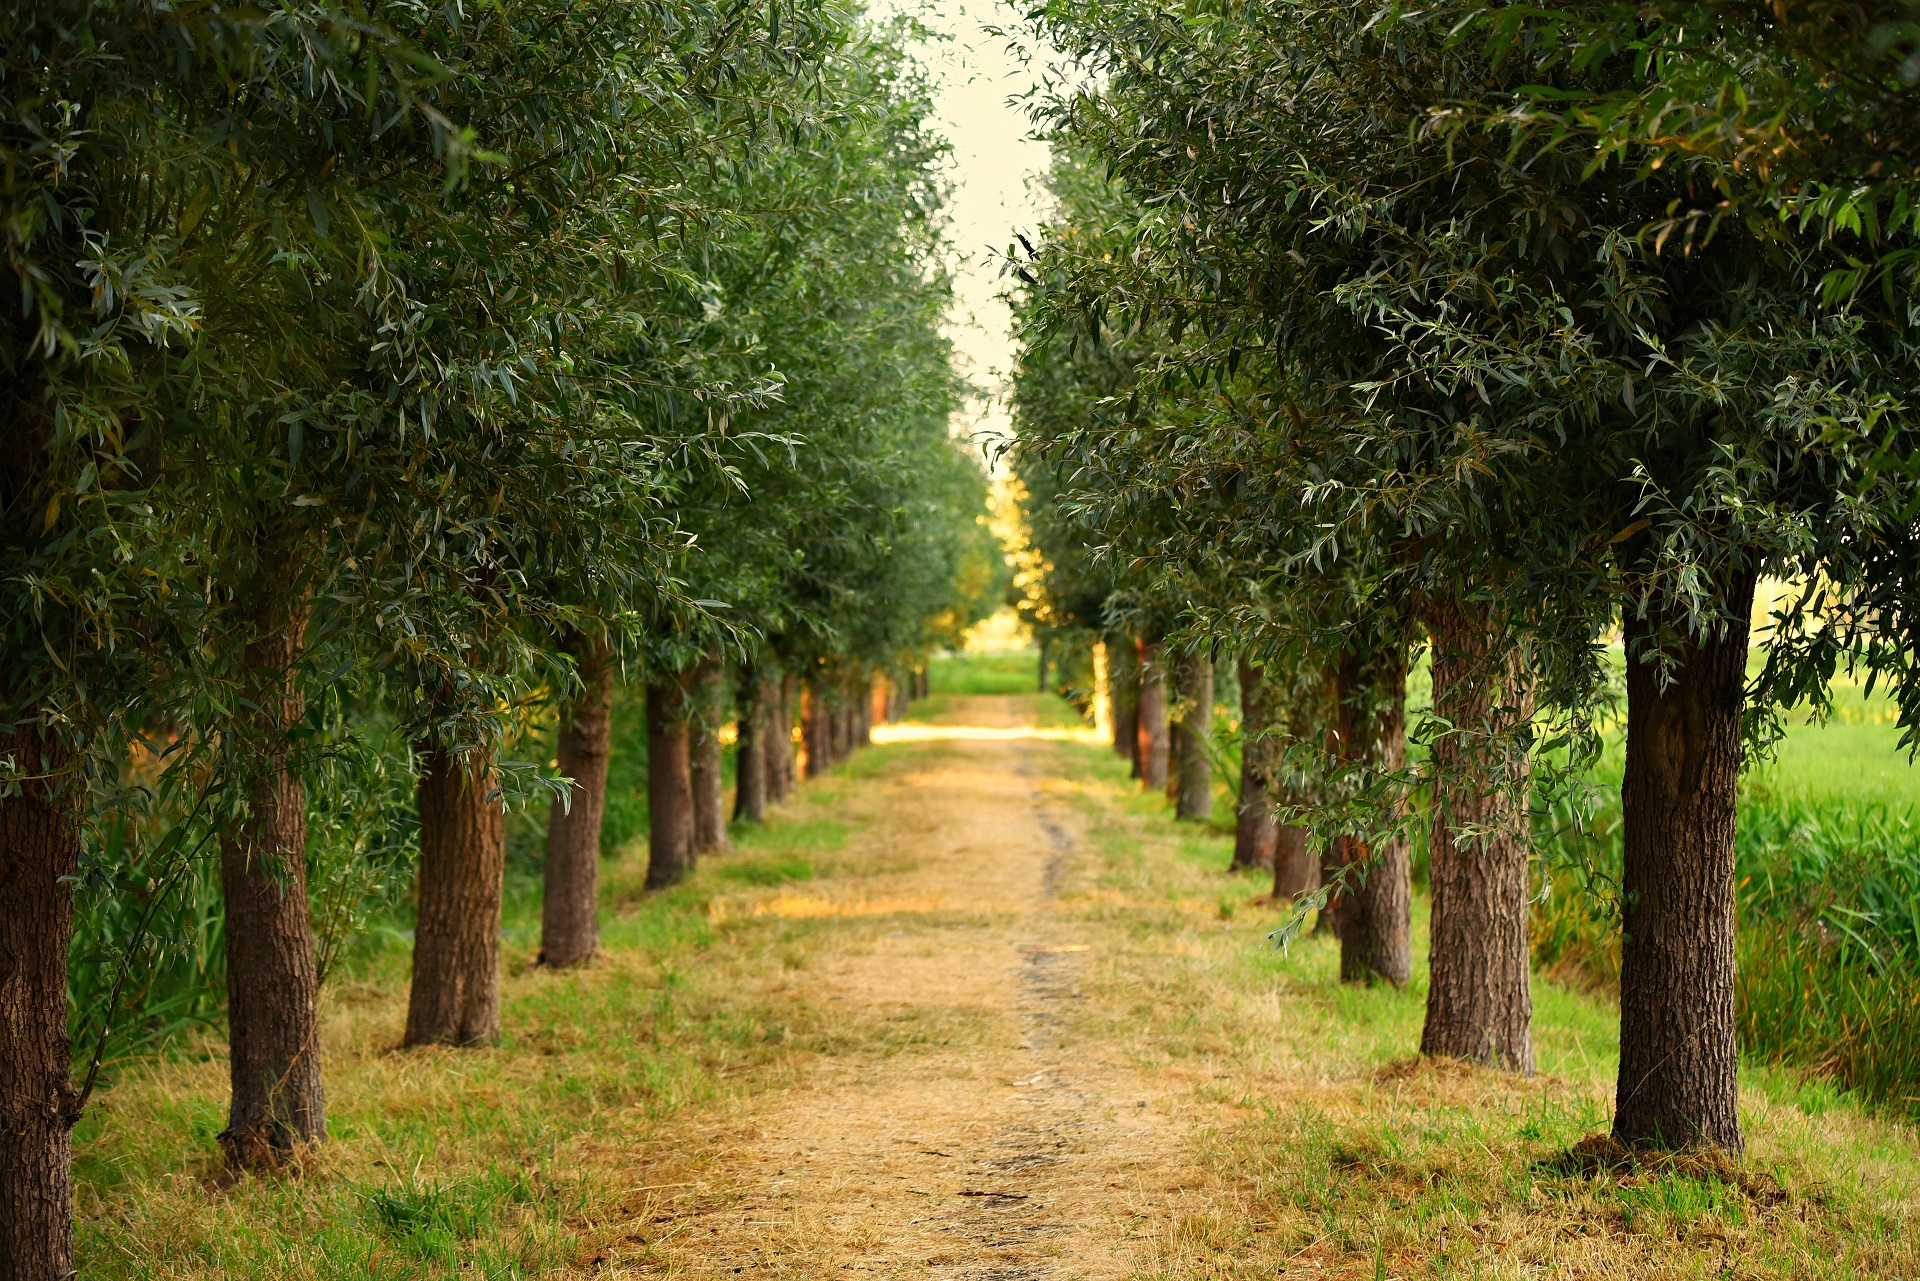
1331,644,1411,986
773,673,798,799
0,727,80,1281
1613,569,1757,1153
405,743,507,1046
689,652,729,855
219,592,326,1167
1421,597,1535,1072
540,633,613,968
1233,656,1279,873
1174,650,1213,820
734,671,769,825
1137,639,1171,791
645,671,698,889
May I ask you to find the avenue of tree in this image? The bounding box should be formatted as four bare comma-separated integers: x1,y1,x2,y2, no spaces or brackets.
1008,0,1920,1162
1,4,996,1277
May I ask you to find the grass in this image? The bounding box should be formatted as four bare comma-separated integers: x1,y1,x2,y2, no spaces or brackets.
927,649,1043,696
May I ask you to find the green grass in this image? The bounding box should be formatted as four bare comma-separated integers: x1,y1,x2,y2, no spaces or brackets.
1759,677,1920,809
926,650,1042,696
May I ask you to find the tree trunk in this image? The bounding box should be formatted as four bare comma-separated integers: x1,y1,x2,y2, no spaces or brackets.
734,671,768,825
857,674,873,746
1234,656,1280,873
1111,638,1140,768
1137,640,1170,791
0,727,79,1281
405,743,506,1047
689,652,729,855
832,698,853,760
219,598,325,1167
540,633,612,969
917,668,930,700
774,672,797,800
1175,651,1214,820
1614,570,1756,1153
1333,644,1411,987
1421,597,1536,1073
1273,827,1316,899
645,671,697,889
805,682,833,777
1037,635,1050,694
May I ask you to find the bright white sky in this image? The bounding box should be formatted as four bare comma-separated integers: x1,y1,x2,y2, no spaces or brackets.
876,0,1055,457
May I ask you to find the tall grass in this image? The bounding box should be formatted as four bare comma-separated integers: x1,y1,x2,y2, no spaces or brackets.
1531,782,1920,1120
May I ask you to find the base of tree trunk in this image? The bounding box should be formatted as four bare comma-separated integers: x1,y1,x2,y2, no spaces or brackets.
1174,652,1213,820
734,674,769,825
541,635,612,968
0,727,80,1281
690,653,729,854
646,673,698,890
1333,643,1411,986
1613,573,1755,1153
1421,597,1535,1073
1137,641,1170,791
404,744,506,1047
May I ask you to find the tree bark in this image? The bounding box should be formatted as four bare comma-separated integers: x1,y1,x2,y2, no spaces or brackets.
405,743,506,1047
773,672,797,800
1421,597,1536,1073
1174,651,1214,821
1332,644,1412,987
805,682,833,776
1110,637,1140,769
1137,640,1170,791
645,671,697,889
219,596,325,1167
1234,656,1280,873
1614,569,1756,1153
689,652,729,855
856,673,873,746
0,727,79,1281
734,671,768,825
540,633,612,969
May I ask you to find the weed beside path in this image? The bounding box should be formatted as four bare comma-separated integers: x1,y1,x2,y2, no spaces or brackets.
75,695,1920,1279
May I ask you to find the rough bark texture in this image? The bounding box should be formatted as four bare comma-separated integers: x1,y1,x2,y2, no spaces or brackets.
1333,646,1412,987
1273,826,1316,899
540,634,612,968
405,744,506,1047
1233,657,1281,874
1137,641,1170,791
689,652,729,855
1614,570,1756,1153
1421,598,1536,1073
219,598,326,1168
1174,652,1214,821
734,672,768,825
0,727,79,1281
646,672,697,890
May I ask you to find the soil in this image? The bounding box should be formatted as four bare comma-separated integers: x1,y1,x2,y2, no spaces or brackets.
609,697,1199,1280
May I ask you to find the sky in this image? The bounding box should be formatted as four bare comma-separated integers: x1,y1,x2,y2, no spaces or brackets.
877,0,1056,455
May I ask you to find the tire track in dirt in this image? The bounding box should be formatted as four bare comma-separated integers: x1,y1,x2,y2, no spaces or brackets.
607,718,1194,1281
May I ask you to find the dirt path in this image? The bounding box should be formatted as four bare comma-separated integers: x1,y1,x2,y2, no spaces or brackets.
620,700,1198,1280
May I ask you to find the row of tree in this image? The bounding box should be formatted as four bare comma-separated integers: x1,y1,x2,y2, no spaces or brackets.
1,3,994,1277
1007,0,1920,1161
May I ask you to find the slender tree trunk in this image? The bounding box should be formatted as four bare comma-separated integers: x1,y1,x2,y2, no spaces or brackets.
1234,656,1280,873
1421,597,1536,1073
857,673,873,746
734,670,768,825
1175,651,1214,820
220,596,325,1167
805,682,833,777
774,672,798,799
689,652,729,855
1137,640,1170,791
1332,645,1412,987
646,671,697,889
1614,570,1756,1153
1037,635,1050,694
887,672,905,723
917,668,930,700
1111,637,1139,767
832,697,853,760
0,726,79,1281
405,743,505,1046
540,633,612,969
